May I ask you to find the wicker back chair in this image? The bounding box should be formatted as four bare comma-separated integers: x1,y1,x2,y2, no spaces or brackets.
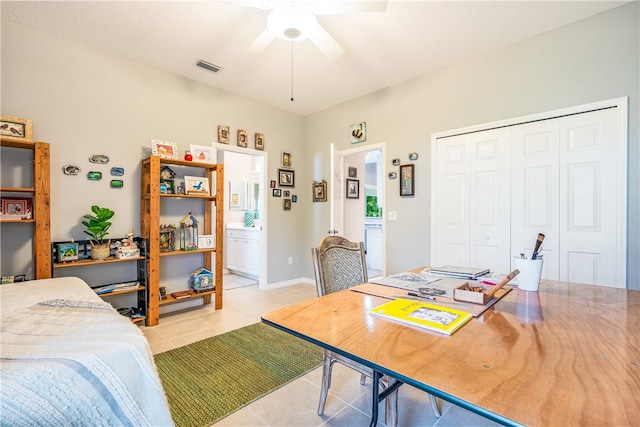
312,235,368,296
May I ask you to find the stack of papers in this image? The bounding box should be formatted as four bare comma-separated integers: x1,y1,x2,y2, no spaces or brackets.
370,272,466,299
424,266,490,280
91,281,139,295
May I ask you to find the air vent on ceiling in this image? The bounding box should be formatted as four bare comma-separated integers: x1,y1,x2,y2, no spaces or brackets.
196,59,222,73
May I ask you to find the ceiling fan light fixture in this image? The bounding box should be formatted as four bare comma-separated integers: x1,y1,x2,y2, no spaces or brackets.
267,6,317,41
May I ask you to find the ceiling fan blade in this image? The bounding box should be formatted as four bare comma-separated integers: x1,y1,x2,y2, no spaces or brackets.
306,21,345,60
248,28,276,53
310,0,388,15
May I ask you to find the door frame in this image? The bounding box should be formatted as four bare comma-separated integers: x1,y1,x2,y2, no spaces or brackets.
214,143,268,289
332,142,387,277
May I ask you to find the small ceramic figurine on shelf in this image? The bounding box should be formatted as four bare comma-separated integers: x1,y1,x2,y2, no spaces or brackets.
115,228,140,259
184,151,193,161
121,228,138,249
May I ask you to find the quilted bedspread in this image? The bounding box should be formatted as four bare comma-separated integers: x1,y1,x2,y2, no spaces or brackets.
0,294,173,426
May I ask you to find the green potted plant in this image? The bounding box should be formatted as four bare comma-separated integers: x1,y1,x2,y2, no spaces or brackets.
82,205,115,260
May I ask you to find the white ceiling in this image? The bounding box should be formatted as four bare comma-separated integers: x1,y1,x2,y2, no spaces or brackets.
1,1,627,116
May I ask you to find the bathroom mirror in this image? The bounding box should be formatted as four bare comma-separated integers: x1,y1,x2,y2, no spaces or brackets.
250,172,260,212
229,181,248,210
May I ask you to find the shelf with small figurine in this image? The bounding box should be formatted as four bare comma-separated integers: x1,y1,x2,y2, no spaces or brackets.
52,233,144,268
50,234,148,324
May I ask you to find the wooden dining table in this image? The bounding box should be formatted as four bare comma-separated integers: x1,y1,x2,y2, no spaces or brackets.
262,276,640,426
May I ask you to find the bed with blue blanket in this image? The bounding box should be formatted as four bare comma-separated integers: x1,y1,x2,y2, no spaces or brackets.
0,277,173,426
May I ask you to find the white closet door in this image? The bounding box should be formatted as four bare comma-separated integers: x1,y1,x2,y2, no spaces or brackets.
433,129,510,273
510,120,560,280
468,128,511,273
433,135,470,266
433,100,625,287
559,108,622,287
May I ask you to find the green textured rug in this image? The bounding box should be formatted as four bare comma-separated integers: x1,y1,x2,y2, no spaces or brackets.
154,322,322,427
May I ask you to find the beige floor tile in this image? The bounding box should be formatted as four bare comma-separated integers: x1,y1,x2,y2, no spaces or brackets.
211,406,268,426
151,275,500,427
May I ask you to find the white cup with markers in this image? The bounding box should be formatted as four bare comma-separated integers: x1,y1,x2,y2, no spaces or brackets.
513,256,543,291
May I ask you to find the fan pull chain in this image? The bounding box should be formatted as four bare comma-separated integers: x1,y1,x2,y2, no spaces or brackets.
290,40,294,102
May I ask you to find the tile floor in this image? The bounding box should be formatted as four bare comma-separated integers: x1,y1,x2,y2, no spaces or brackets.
142,274,500,427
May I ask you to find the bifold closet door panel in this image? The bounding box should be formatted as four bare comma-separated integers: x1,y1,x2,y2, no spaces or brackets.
433,134,471,267
558,108,623,287
468,129,511,274
510,120,561,281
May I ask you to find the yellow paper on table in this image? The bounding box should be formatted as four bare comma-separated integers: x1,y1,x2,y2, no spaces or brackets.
370,298,473,335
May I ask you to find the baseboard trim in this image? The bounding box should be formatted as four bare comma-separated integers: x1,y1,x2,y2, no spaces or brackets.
264,277,314,290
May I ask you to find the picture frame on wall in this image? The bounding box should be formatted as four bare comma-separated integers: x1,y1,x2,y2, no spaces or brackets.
284,199,292,210
0,116,32,142
349,121,366,144
278,169,294,187
218,125,230,144
313,180,327,202
346,179,359,199
151,139,178,159
273,188,282,197
189,144,215,163
255,132,265,150
237,129,248,147
184,175,210,195
400,164,415,197
348,167,357,178
282,152,292,168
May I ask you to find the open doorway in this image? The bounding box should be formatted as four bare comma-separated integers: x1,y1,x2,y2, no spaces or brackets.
215,145,267,290
332,143,385,279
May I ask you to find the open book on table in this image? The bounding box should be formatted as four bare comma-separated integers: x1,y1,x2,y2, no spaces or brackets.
370,298,473,336
369,272,466,299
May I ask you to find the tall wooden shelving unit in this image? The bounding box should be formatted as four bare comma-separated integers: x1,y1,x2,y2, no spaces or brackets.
0,138,51,279
140,156,224,326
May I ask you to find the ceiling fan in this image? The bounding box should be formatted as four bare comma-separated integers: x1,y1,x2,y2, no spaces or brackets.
236,0,388,59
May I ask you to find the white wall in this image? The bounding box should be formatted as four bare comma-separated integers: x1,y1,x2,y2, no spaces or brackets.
302,3,640,289
0,20,305,285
